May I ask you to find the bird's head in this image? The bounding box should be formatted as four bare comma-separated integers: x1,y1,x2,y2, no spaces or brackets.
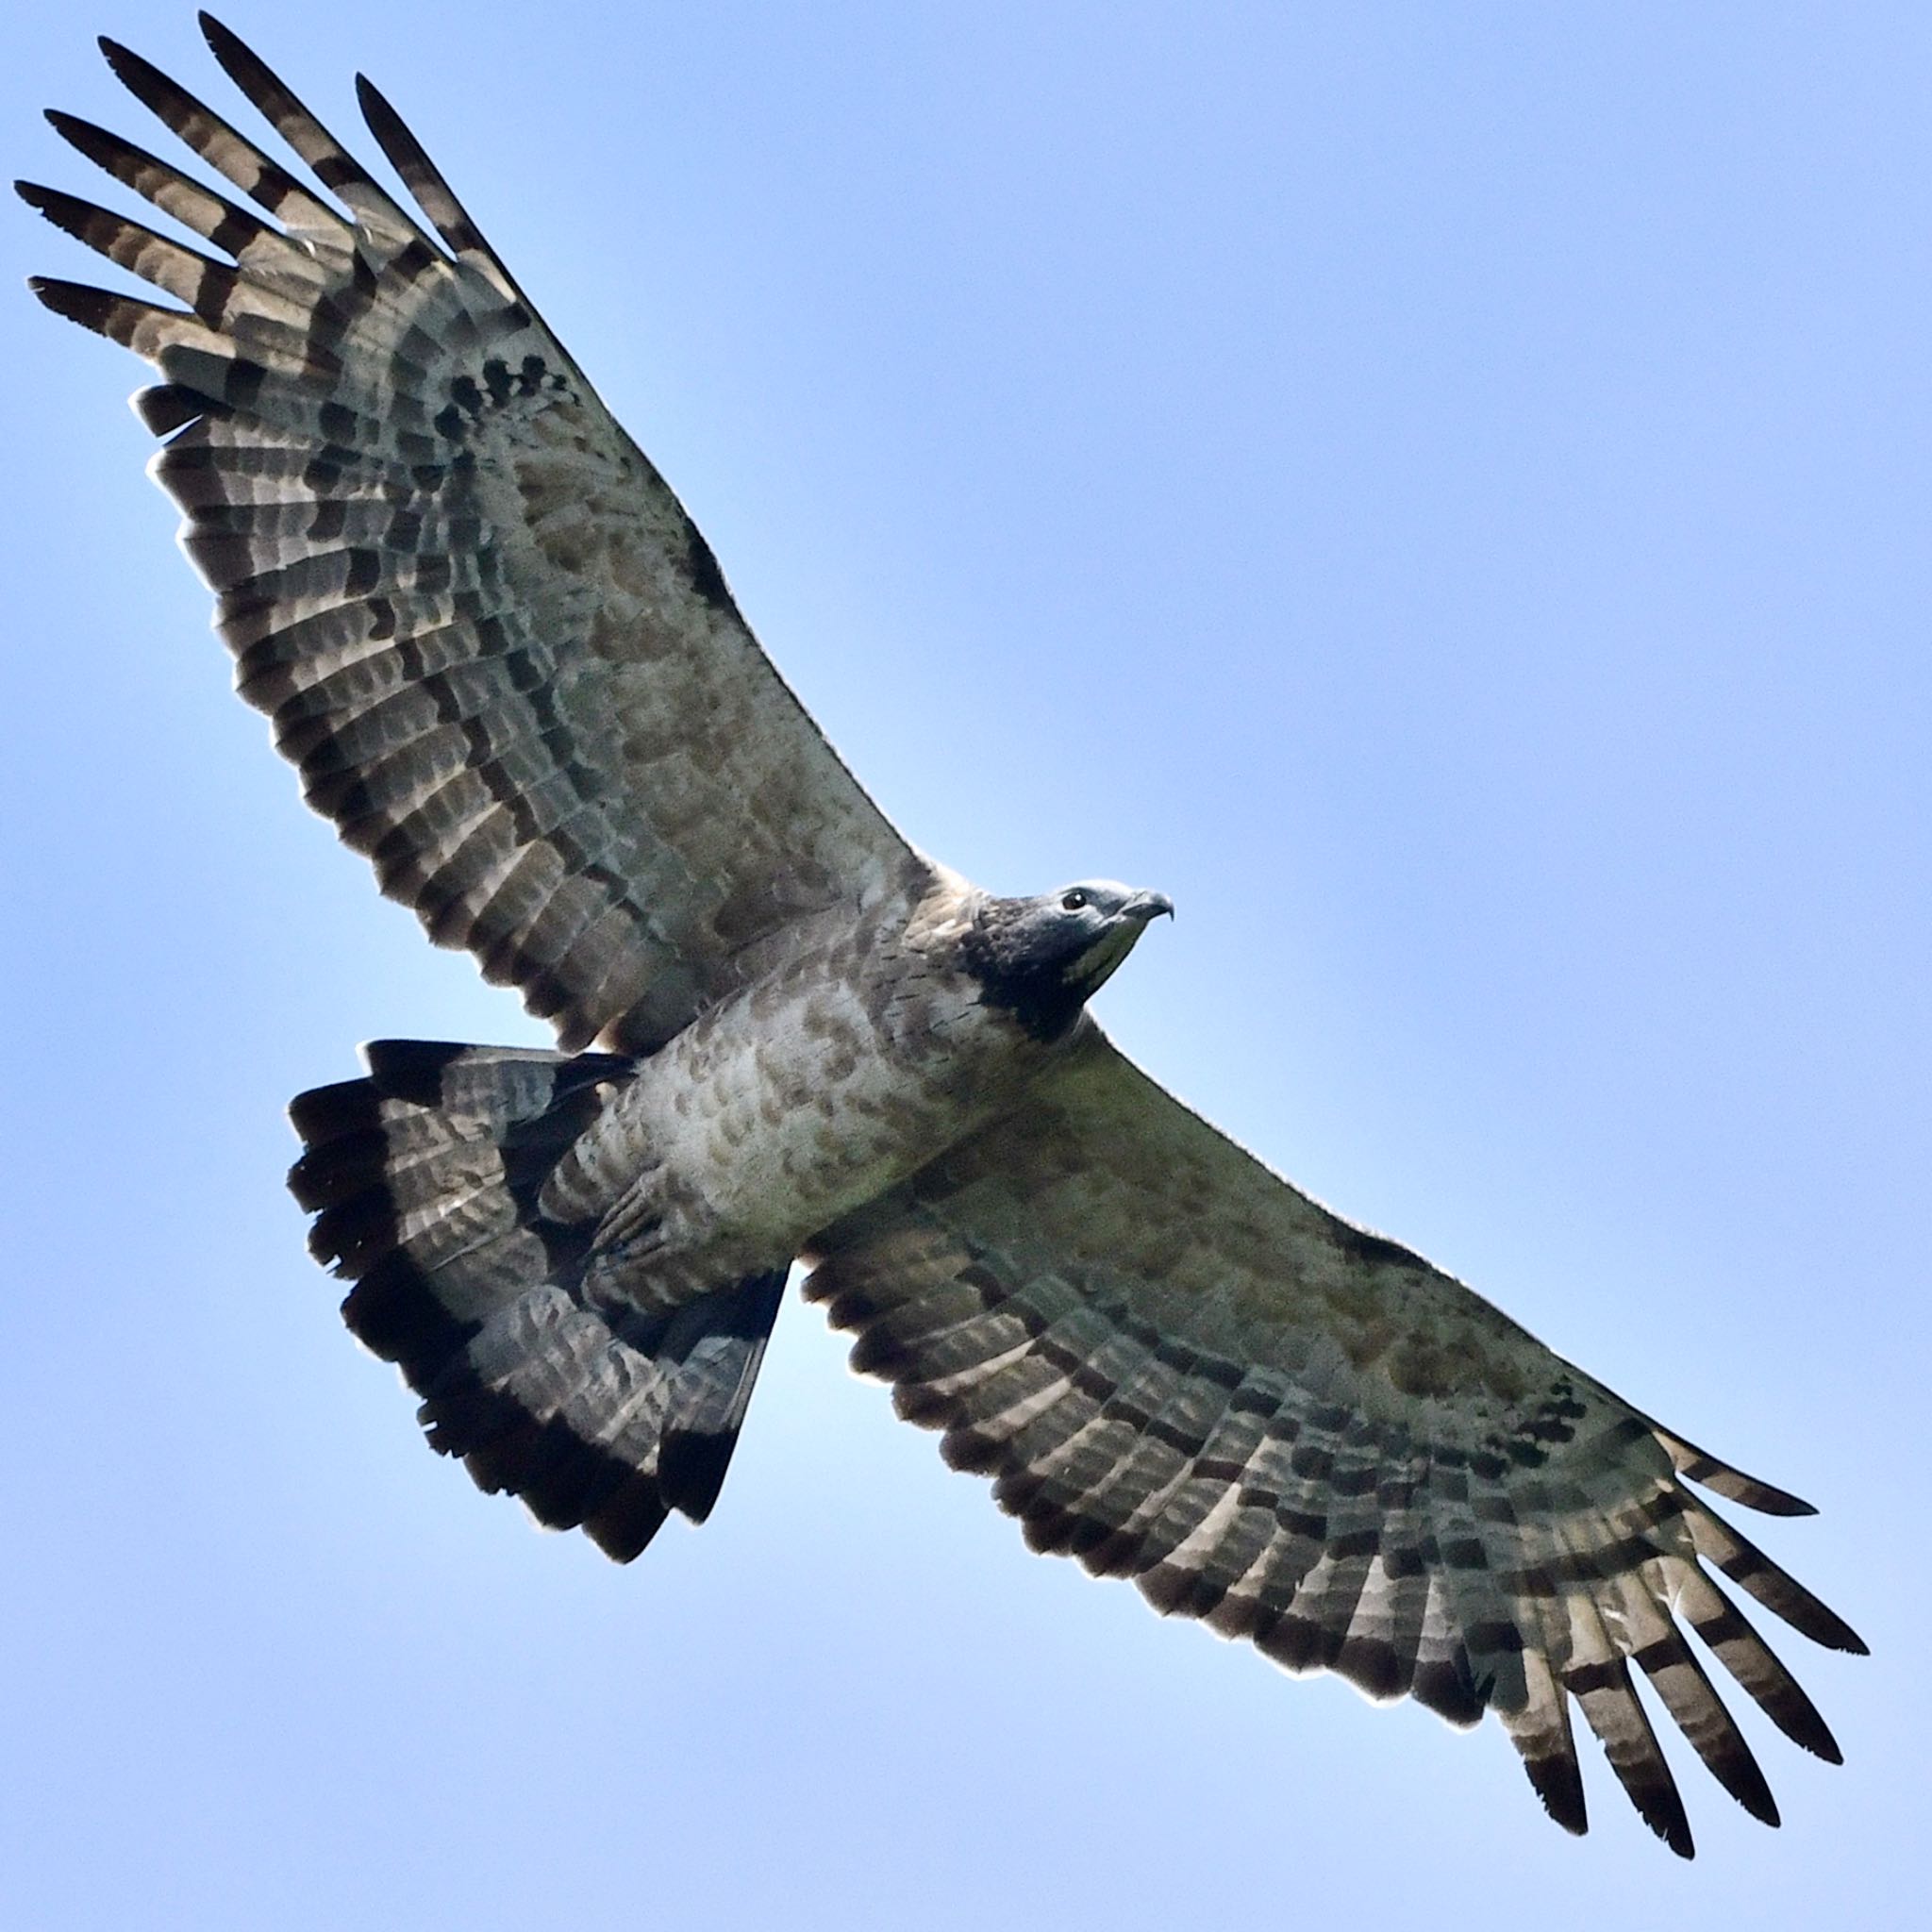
960,879,1174,1040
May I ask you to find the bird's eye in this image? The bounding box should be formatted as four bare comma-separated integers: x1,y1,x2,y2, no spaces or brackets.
1061,890,1088,911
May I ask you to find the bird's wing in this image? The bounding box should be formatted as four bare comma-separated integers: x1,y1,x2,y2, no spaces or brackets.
804,1027,1864,1856
22,17,917,1053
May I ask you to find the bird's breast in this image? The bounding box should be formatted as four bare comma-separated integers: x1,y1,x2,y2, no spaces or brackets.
584,926,1053,1270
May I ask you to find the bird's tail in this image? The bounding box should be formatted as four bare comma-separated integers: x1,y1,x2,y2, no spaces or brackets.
289,1040,785,1560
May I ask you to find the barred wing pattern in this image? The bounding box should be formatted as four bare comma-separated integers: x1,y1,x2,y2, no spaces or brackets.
23,17,913,1054
805,1030,1864,1856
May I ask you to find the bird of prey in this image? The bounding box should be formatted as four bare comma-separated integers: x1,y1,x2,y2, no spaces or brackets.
24,14,1862,1858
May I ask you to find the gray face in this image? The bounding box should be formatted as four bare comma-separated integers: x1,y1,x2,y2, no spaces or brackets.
961,878,1175,1040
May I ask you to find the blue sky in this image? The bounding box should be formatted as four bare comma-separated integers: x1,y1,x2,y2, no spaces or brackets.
3,4,1925,1925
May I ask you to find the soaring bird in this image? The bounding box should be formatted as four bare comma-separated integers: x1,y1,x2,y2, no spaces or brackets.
22,13,1863,1857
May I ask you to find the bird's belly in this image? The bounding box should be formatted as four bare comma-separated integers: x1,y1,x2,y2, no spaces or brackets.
575,958,1036,1283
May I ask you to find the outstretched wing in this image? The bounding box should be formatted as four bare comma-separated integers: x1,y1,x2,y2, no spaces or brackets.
804,1029,1864,1856
22,16,916,1053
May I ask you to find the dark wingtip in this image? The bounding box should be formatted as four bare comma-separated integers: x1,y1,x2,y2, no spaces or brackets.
1619,1755,1694,1858
45,107,92,139
1807,1604,1871,1657
17,180,86,235
97,35,190,121
354,75,407,161
1720,1745,1782,1829
1740,1486,1819,1519
26,275,114,331
199,14,260,95
1613,1767,1694,1858
1524,1754,1589,1838
43,110,122,168
97,35,140,80
1541,1795,1590,1839
1756,1485,1818,1518
1657,1426,1821,1517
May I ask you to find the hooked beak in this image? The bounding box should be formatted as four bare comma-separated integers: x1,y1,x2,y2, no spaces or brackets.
1066,885,1174,994
1122,890,1175,924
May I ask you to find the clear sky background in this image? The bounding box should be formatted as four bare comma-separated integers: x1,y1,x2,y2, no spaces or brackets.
3,4,1925,1926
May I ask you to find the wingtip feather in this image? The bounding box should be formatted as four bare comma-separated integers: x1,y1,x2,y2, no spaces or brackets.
1524,1752,1589,1838
26,275,118,331
1653,1424,1819,1516
198,13,277,111
97,36,145,86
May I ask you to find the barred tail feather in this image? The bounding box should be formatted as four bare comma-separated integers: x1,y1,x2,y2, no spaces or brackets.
289,1040,783,1560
